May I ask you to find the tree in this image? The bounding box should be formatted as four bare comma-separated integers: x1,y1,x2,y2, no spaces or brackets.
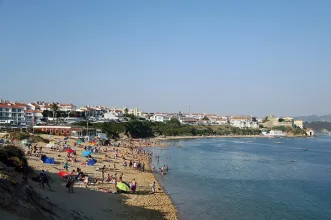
50,103,58,119
168,118,181,126
262,116,268,123
202,116,209,120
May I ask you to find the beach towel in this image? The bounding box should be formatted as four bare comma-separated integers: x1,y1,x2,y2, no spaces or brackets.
57,171,70,177
43,157,55,164
87,159,97,166
66,149,75,153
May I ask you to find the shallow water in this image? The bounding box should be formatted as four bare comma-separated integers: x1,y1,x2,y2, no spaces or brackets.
149,137,331,220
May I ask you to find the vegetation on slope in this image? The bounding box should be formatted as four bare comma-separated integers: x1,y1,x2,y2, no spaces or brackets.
84,118,261,139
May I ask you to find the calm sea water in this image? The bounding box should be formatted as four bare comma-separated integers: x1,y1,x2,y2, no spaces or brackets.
149,137,331,220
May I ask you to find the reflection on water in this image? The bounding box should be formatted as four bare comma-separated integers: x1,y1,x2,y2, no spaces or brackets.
149,137,331,220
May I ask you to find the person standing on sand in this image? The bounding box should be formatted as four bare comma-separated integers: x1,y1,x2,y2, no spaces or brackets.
151,181,156,194
131,179,137,193
101,165,106,183
40,170,51,190
142,163,145,172
64,160,69,171
67,176,74,194
84,176,89,188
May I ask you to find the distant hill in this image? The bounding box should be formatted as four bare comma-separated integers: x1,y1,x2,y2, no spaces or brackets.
304,121,331,132
294,114,331,123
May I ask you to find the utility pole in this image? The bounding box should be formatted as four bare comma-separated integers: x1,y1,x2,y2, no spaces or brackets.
86,112,89,140
189,105,191,114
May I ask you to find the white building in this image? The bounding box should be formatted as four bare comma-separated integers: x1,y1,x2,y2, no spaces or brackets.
262,130,285,136
58,104,77,112
184,113,205,120
178,117,198,125
128,108,142,117
150,114,171,122
24,110,43,126
215,118,228,125
230,116,259,128
0,103,28,125
103,112,120,120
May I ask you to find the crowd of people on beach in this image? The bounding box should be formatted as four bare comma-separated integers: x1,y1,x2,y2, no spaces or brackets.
18,136,167,195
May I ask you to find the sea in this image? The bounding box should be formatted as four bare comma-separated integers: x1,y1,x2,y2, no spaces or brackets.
148,137,331,220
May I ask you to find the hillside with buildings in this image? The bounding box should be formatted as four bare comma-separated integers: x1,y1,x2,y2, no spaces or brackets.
0,99,312,138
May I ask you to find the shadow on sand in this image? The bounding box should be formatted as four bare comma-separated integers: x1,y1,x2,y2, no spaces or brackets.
26,169,168,220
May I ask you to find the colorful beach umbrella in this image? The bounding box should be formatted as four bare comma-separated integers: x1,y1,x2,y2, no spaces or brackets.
82,150,92,157
116,182,130,192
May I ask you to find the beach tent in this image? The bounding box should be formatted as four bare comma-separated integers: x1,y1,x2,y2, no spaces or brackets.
87,159,97,166
82,150,92,157
77,139,83,144
57,171,70,177
116,182,130,192
43,157,55,164
66,149,75,153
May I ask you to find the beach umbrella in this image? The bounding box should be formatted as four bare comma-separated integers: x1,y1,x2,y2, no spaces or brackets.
57,171,70,177
66,149,75,153
64,137,69,141
82,150,92,157
77,139,83,144
116,182,130,192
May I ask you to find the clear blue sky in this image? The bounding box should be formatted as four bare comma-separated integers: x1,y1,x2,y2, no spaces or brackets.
0,0,330,116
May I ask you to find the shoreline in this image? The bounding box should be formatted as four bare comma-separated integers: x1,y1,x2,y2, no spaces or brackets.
152,134,307,141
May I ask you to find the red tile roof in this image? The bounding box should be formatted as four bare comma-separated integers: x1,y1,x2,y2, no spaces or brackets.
0,103,26,108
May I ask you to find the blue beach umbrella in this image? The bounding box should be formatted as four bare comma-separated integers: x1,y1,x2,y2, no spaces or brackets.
82,150,92,157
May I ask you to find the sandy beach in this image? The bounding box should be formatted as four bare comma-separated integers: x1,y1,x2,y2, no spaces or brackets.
18,134,177,220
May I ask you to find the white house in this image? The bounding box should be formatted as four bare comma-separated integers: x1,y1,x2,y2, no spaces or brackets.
58,104,77,112
103,112,120,120
215,118,228,125
178,117,198,125
150,114,171,122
